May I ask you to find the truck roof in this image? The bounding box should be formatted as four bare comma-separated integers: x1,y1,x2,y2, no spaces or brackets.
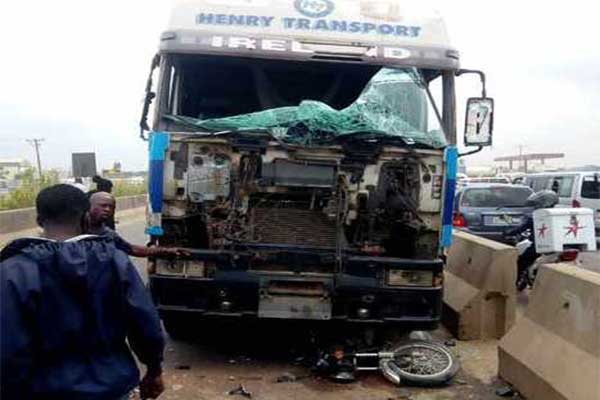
161,0,459,70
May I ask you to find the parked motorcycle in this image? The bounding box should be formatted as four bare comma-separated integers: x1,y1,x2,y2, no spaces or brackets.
504,230,537,291
315,340,460,387
505,230,580,291
503,190,563,291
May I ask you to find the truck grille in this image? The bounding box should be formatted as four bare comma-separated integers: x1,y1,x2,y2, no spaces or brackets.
250,207,338,247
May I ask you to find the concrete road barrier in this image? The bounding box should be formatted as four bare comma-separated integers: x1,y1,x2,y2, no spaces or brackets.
0,195,146,234
115,195,147,213
498,264,600,400
443,231,517,340
0,207,38,234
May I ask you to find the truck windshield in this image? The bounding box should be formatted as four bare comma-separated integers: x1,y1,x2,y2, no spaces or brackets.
162,55,447,148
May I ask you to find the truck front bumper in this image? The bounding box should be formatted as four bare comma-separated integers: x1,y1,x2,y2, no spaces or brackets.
150,257,443,328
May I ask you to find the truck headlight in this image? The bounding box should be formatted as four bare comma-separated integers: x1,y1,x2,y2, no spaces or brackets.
155,259,210,277
185,260,208,277
156,259,184,275
386,270,434,287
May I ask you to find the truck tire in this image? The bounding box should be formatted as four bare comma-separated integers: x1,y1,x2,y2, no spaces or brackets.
379,341,460,387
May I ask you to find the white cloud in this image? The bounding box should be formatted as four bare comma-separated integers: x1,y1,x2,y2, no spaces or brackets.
0,0,598,170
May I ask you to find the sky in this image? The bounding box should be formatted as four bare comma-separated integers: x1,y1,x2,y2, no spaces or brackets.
0,0,598,172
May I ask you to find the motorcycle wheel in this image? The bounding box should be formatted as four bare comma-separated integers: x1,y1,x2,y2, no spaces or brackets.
379,341,460,387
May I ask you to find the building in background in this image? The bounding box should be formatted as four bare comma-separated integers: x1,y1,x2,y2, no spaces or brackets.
0,158,30,181
0,159,32,197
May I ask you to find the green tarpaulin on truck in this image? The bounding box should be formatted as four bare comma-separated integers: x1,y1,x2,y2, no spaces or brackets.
164,68,447,148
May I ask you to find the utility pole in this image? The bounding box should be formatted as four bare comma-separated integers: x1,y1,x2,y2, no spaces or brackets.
26,138,45,180
517,144,528,173
518,144,523,172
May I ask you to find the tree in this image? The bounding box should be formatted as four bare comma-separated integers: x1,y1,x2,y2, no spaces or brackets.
0,168,60,211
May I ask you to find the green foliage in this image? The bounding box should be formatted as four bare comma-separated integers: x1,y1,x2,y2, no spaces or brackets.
111,180,147,197
0,168,60,211
0,171,147,211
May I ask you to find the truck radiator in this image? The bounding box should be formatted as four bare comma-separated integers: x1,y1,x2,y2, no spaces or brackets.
250,207,338,248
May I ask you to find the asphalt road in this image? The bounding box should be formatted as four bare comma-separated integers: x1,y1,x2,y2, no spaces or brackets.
0,212,596,399
116,217,503,400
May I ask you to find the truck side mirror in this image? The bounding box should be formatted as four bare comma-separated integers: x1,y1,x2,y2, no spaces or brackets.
139,54,161,141
464,97,494,147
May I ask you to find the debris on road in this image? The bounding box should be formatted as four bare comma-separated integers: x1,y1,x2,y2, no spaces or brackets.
495,385,515,397
228,384,253,398
228,356,253,365
408,331,433,342
395,388,413,399
237,376,264,381
444,339,457,347
292,356,306,365
175,364,191,370
330,370,356,384
276,372,310,383
276,373,296,383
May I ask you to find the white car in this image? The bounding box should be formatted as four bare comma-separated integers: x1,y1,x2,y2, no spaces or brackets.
523,171,600,237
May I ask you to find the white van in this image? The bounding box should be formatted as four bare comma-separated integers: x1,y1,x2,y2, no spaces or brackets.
523,171,600,236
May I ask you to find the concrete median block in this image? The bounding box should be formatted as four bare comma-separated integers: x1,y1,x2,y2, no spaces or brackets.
115,195,147,211
0,195,147,235
0,207,38,234
498,264,600,400
443,231,517,340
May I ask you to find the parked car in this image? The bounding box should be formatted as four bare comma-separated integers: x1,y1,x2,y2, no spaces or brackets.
502,173,526,185
453,184,534,243
465,176,511,185
523,171,600,237
511,176,525,185
456,173,469,190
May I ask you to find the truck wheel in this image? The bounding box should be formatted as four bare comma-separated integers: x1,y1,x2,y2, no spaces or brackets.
379,341,460,387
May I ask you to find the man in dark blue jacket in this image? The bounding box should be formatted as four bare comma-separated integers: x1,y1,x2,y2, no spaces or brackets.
1,184,165,400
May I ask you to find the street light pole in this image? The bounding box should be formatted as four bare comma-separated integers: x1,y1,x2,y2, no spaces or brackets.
26,138,45,180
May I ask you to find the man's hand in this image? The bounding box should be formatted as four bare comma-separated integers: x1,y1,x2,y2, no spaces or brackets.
154,247,191,257
140,370,164,399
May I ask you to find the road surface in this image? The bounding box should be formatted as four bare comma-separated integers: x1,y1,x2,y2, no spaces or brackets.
1,211,597,399
117,216,503,400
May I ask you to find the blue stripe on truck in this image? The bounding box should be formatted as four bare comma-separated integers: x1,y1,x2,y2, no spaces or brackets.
146,132,170,236
441,146,458,248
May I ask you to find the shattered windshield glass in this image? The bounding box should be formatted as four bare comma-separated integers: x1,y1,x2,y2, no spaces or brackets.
165,64,447,148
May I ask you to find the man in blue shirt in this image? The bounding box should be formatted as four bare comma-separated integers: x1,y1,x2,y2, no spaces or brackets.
1,184,165,400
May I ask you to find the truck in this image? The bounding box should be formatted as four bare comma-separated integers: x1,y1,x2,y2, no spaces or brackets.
140,0,494,337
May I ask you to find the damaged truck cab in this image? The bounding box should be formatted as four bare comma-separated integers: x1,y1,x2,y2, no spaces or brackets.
141,0,494,335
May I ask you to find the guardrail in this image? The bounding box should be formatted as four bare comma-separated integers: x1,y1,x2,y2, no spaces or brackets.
0,195,147,234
